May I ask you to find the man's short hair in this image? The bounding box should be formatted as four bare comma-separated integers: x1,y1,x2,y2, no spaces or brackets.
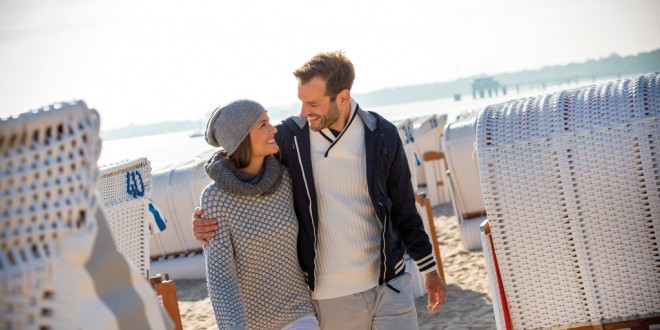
293,50,355,101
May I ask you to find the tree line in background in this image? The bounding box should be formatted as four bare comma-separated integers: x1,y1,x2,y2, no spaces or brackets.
357,48,660,106
103,48,660,140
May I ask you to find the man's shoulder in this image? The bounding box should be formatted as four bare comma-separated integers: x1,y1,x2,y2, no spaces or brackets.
274,116,308,158
275,116,307,138
356,104,396,133
276,115,306,129
378,115,397,132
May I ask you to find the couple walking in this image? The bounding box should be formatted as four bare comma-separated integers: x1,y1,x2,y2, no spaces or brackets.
193,50,446,330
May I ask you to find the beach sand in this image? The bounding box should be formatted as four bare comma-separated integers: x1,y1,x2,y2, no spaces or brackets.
175,203,497,329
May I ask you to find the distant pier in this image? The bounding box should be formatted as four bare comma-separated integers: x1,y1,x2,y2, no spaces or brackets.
471,77,507,99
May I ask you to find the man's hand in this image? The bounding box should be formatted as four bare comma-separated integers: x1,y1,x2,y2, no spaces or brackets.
192,207,219,246
424,270,446,313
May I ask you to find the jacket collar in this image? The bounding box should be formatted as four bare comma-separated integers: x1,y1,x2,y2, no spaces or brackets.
286,98,378,132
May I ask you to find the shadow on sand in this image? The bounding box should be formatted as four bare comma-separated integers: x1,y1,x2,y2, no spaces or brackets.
174,279,210,302
415,283,496,330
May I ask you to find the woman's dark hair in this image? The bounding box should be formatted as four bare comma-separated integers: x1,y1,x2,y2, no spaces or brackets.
228,136,252,168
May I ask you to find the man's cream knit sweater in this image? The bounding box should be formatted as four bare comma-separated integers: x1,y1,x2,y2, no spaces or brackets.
310,108,383,300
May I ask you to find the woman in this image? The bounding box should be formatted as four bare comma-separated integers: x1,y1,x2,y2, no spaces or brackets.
201,99,318,330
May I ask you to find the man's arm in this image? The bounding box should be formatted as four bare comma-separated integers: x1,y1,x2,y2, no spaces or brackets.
386,129,435,265
192,207,219,246
384,125,446,311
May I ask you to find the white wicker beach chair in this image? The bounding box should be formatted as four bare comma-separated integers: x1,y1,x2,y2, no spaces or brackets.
408,113,451,206
415,114,449,192
396,118,420,191
476,73,660,329
148,156,212,279
414,115,438,186
422,151,451,207
418,114,448,137
0,101,173,329
149,157,211,258
411,116,432,187
413,115,440,155
97,157,152,277
443,113,487,251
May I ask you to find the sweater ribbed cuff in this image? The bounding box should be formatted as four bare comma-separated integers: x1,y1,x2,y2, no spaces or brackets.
419,264,438,275
415,254,437,274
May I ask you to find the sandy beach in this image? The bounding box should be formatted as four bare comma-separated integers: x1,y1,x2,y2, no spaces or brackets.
175,202,497,330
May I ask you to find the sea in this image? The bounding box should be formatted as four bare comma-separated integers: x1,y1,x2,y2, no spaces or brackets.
98,78,617,172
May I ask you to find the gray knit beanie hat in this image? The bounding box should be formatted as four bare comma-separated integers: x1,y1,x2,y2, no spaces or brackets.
205,99,266,156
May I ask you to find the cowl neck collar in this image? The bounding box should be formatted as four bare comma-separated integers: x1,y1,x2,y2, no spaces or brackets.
204,151,283,197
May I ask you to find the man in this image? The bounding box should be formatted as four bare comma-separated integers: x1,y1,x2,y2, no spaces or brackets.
193,51,446,329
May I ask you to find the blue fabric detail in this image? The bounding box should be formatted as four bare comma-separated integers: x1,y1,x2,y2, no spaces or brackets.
148,200,167,233
404,125,415,144
126,170,145,198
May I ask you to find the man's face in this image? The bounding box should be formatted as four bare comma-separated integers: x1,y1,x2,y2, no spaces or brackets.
297,77,341,132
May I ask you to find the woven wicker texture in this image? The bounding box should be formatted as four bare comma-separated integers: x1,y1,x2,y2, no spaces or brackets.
458,215,486,252
476,73,660,329
98,158,152,277
1,101,102,328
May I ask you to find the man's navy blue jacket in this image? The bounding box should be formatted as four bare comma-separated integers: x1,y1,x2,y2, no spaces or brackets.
274,104,436,292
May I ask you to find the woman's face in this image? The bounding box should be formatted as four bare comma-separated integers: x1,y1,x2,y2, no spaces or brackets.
249,112,279,158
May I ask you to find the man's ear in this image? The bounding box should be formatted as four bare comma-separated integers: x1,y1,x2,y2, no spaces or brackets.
337,89,351,106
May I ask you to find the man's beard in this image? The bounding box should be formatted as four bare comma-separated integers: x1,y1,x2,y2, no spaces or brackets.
310,101,340,132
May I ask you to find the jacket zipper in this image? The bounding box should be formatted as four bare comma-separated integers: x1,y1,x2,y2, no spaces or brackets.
378,202,388,283
294,136,318,285
377,131,388,283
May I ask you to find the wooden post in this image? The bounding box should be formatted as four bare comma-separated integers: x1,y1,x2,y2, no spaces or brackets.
150,274,183,330
415,192,445,282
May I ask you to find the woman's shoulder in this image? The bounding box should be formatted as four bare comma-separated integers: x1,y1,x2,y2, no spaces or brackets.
200,182,225,204
202,181,220,194
200,182,230,221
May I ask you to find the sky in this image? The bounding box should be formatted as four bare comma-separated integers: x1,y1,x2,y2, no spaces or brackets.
1,0,659,131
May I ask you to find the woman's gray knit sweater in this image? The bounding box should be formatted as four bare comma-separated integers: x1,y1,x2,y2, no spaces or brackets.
201,154,314,330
